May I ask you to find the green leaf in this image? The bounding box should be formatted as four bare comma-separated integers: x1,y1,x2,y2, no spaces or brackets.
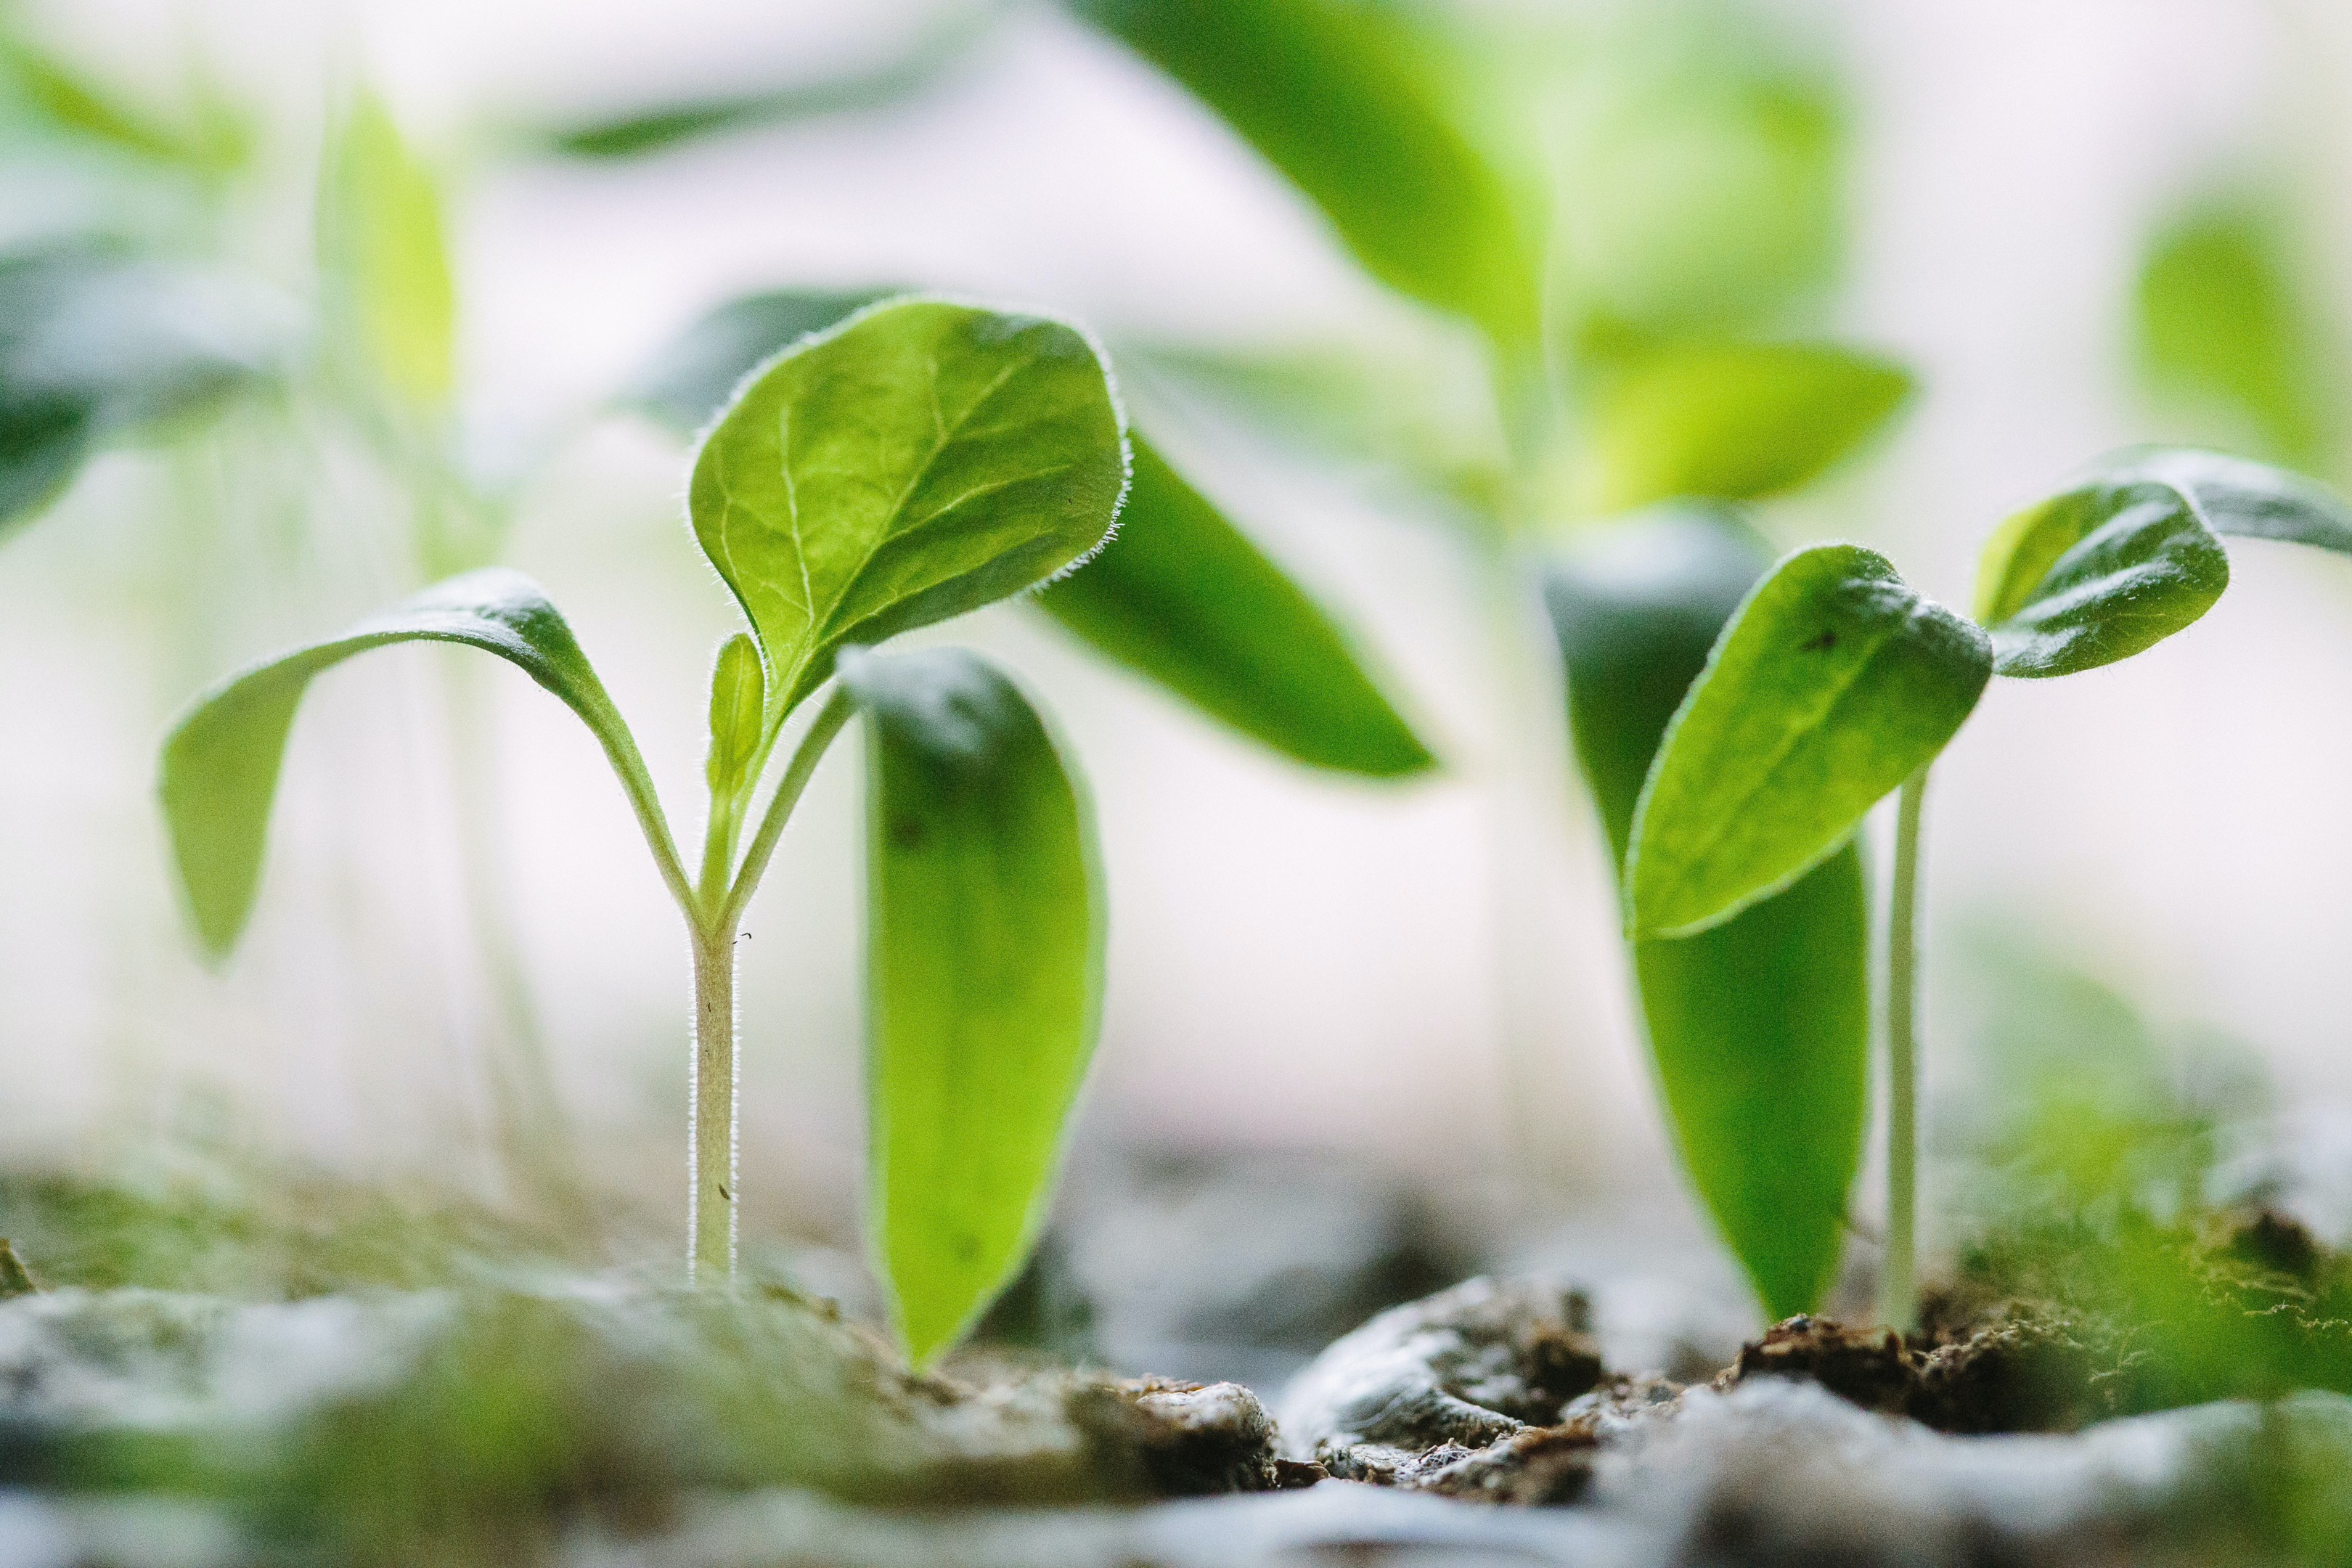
703,632,767,804
160,568,677,958
319,91,456,407
0,245,279,535
1071,0,1536,344
1545,509,1866,1318
689,298,1127,722
2096,446,2352,557
839,646,1101,1367
1578,341,1911,515
1628,543,1989,939
2135,195,2342,473
1038,438,1433,777
626,288,892,432
1973,473,2232,679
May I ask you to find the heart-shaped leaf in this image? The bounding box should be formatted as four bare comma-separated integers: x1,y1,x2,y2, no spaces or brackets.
161,568,677,958
1974,473,2231,679
689,299,1127,724
1039,438,1434,777
1070,0,1536,346
1580,340,1912,515
1545,509,1867,1319
1629,544,1989,939
1,245,279,534
839,646,1101,1368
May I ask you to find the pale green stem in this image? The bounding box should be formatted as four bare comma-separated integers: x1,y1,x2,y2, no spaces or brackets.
682,684,858,1285
1880,764,1930,1333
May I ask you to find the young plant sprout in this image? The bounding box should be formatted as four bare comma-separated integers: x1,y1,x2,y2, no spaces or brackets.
1622,446,2352,1329
159,298,1128,1365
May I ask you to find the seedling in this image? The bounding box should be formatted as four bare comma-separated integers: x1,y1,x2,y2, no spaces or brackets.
1624,446,2352,1328
160,298,1130,1365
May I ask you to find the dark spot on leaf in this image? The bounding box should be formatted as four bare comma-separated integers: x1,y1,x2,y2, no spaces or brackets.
890,815,926,850
1800,630,1837,652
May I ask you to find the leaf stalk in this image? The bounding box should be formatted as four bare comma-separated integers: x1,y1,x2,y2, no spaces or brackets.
1879,763,1928,1332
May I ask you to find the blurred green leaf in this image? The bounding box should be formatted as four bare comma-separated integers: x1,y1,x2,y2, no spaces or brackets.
319,91,455,407
1071,0,1537,345
541,7,1002,159
1040,438,1434,777
839,645,1101,1368
2136,195,2342,474
160,569,671,959
1629,543,1988,939
703,632,766,804
626,288,894,431
1551,10,1845,353
2101,445,2352,557
1578,340,1910,514
1975,470,2231,679
0,29,250,172
1546,509,1866,1318
0,244,279,535
689,299,1127,723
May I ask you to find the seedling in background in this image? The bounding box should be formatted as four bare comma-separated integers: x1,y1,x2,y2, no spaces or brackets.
160,298,1126,1366
1625,446,2352,1328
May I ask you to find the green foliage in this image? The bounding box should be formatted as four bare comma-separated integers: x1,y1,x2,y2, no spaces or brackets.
1546,509,1868,1318
318,90,455,408
1040,439,1434,776
1628,543,1989,938
841,648,1102,1367
1974,476,2231,679
690,300,1127,723
627,287,895,431
0,27,250,172
0,245,278,534
1578,340,1911,513
2136,194,2343,474
159,568,674,960
1071,0,1538,345
703,632,767,805
2101,445,2352,556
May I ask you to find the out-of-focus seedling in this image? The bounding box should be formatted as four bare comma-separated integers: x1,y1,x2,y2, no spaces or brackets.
1625,446,2352,1328
161,299,1127,1365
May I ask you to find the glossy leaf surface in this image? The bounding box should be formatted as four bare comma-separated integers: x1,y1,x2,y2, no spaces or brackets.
690,300,1127,723
2099,446,2352,558
1040,439,1433,777
0,246,277,533
161,570,666,957
1545,510,1866,1318
1974,472,2231,679
1629,544,1989,939
1071,0,1535,343
319,91,454,406
1580,341,1911,514
627,288,892,431
841,647,1101,1367
2135,197,2341,472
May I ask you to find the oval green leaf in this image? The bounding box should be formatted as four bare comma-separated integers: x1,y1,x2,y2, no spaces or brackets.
1973,474,2231,679
1628,544,1990,939
689,299,1127,724
1039,438,1434,777
1580,340,1912,515
1545,510,1866,1318
319,90,455,408
2097,446,2352,557
838,646,1101,1368
1,245,279,534
703,632,766,804
160,568,677,959
1071,0,1536,345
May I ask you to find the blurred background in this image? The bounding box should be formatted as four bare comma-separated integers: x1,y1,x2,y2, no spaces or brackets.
7,0,2352,1373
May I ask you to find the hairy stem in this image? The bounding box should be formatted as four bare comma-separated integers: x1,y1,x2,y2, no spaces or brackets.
1880,764,1930,1332
687,922,738,1284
